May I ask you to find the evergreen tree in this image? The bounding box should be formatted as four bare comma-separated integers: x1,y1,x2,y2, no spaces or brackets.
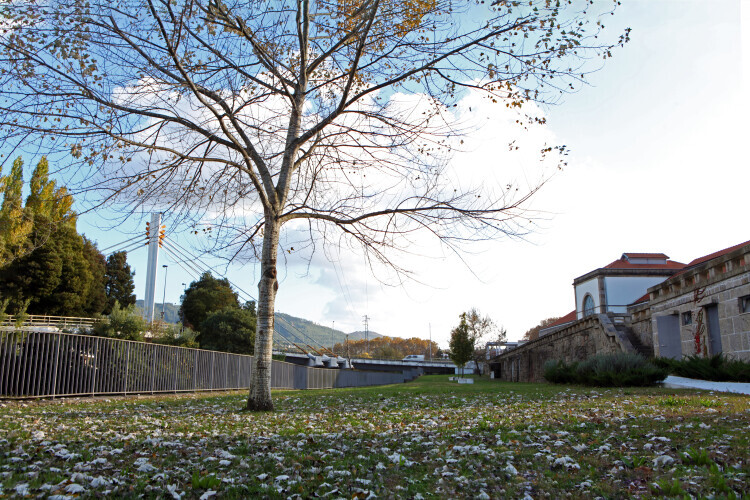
81,237,107,316
104,251,136,314
0,156,103,316
179,272,240,330
198,308,256,354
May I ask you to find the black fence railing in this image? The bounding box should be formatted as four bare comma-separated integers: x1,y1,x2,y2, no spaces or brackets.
0,330,421,399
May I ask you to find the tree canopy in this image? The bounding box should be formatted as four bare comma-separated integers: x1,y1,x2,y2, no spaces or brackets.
522,316,561,341
179,272,240,330
0,0,628,410
105,251,136,314
449,313,474,370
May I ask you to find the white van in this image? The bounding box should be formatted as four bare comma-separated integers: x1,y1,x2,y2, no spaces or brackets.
402,354,425,361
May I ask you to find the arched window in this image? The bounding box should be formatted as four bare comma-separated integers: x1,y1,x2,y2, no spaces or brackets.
583,294,595,317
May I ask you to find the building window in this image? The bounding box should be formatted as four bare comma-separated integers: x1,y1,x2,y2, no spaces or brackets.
583,294,595,317
682,311,692,326
741,295,750,314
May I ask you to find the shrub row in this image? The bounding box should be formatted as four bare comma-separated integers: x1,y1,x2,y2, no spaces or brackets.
653,354,750,382
544,352,668,387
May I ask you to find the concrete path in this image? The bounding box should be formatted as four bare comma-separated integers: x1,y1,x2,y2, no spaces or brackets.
661,376,750,396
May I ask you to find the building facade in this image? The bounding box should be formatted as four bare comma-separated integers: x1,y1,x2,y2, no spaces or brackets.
490,240,750,382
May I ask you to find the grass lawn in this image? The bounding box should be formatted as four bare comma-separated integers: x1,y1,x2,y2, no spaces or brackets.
0,375,748,498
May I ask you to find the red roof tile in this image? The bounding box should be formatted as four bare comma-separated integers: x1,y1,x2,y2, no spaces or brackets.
622,253,669,260
545,310,577,328
631,292,650,305
685,239,750,269
603,259,685,270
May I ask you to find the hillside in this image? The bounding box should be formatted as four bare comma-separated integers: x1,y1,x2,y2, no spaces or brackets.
135,300,180,324
274,313,381,348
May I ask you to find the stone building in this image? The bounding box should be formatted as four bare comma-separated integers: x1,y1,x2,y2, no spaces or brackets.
490,240,750,382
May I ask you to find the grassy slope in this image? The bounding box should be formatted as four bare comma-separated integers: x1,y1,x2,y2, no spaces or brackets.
0,376,748,498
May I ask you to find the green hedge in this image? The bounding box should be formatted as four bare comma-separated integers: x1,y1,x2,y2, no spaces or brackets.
544,353,668,387
653,355,750,382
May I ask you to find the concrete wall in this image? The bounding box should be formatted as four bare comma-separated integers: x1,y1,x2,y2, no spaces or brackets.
489,314,635,383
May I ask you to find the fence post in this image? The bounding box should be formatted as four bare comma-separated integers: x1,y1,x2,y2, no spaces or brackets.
173,349,178,393
50,334,61,399
123,343,130,395
150,345,156,394
210,351,215,390
91,337,99,396
193,349,198,391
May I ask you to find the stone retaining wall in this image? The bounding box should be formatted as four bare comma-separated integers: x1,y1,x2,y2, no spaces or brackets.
489,314,635,383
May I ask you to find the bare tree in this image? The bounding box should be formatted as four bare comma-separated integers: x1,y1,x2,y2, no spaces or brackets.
0,0,627,410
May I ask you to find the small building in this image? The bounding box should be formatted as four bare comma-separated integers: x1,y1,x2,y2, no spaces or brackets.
490,240,750,382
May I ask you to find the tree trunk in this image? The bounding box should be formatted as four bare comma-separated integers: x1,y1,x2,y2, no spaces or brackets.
246,214,281,411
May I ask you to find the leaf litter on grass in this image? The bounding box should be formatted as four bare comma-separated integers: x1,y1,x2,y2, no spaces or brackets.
0,377,748,498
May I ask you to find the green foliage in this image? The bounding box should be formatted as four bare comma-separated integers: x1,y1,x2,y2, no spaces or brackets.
651,478,685,497
449,313,474,369
191,471,221,490
654,354,750,382
152,323,199,349
682,447,713,467
91,301,146,341
104,251,136,314
198,307,256,354
0,156,106,317
179,272,239,329
543,353,668,387
14,298,30,327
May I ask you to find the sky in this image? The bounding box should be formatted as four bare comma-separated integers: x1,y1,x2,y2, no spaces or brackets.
75,0,749,347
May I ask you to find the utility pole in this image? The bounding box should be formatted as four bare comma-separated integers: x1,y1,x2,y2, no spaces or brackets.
429,323,432,361
363,315,370,354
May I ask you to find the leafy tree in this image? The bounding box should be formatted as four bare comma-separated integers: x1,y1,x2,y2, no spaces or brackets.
462,307,505,371
104,251,136,314
91,301,147,341
179,272,240,330
449,314,474,372
0,0,628,410
198,308,256,354
0,156,104,316
81,237,108,316
522,316,561,342
0,157,32,263
332,336,438,359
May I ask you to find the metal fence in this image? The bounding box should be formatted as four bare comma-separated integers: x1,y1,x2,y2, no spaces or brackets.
0,330,420,399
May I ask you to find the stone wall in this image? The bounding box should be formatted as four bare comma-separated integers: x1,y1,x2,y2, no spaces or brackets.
646,248,750,361
489,314,636,383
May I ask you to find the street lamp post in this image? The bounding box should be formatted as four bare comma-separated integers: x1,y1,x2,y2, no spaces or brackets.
161,264,168,320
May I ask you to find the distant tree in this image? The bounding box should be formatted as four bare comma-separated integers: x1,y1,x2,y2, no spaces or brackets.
179,272,240,330
522,317,561,342
91,301,147,341
104,251,136,314
81,237,107,316
198,308,256,354
332,336,438,359
0,157,32,263
449,314,474,372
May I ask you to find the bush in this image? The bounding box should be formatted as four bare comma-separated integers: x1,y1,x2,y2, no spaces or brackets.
544,353,668,387
90,301,146,341
654,354,750,382
152,323,199,349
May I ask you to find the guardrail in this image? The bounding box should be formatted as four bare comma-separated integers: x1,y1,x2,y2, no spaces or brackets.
0,330,420,399
0,315,98,330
